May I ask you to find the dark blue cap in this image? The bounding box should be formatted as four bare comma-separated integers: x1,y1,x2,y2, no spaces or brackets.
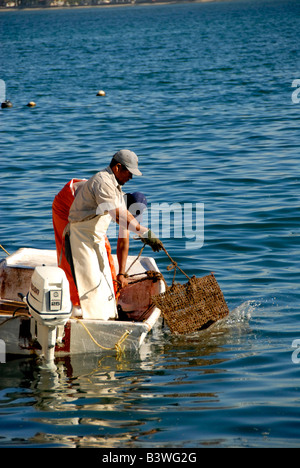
125,192,148,219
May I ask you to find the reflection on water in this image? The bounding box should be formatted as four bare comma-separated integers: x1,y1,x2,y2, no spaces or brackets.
0,302,256,448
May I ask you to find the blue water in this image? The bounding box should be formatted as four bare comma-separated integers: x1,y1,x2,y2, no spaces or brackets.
0,0,300,448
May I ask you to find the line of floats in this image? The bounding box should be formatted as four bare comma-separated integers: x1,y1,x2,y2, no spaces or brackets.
1,89,106,109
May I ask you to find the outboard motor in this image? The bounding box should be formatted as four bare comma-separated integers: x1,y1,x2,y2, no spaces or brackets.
27,266,72,368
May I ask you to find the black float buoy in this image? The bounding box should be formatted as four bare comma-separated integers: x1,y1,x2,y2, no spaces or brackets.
1,100,13,109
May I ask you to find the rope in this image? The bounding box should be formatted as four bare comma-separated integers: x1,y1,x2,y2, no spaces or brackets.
162,246,191,285
125,245,146,276
113,245,159,292
128,238,190,284
0,244,10,256
74,318,131,357
0,313,30,328
113,240,189,292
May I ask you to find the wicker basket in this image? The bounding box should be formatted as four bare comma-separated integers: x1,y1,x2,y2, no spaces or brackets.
152,274,229,335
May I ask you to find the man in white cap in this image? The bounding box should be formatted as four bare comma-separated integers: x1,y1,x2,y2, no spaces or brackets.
68,150,162,320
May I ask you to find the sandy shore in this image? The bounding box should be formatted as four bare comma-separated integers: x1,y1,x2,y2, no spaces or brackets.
0,0,224,13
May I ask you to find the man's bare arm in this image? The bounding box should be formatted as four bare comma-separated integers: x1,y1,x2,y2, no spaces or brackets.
110,207,149,236
117,228,130,289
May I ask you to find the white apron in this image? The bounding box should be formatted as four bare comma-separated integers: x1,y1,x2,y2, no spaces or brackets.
70,215,117,320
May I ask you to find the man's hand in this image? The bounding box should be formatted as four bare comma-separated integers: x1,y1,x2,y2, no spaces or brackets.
117,273,128,290
139,230,164,252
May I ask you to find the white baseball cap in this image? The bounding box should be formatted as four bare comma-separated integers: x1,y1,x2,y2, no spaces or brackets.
113,149,142,176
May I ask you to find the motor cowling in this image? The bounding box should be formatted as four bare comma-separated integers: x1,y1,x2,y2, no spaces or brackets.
27,266,72,327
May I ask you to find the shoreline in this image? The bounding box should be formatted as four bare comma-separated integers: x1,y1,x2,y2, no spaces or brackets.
0,0,227,13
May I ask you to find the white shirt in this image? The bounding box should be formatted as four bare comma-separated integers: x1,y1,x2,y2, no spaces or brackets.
68,166,125,223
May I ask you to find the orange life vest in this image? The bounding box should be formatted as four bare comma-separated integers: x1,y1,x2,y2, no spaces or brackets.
52,179,119,306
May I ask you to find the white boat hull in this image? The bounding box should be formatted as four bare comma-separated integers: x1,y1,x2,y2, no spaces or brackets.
0,312,162,357
0,248,165,359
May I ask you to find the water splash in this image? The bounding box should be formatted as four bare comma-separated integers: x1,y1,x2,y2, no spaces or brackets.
228,300,260,324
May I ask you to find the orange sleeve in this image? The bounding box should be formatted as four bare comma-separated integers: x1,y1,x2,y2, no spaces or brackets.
53,179,120,305
52,180,83,306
